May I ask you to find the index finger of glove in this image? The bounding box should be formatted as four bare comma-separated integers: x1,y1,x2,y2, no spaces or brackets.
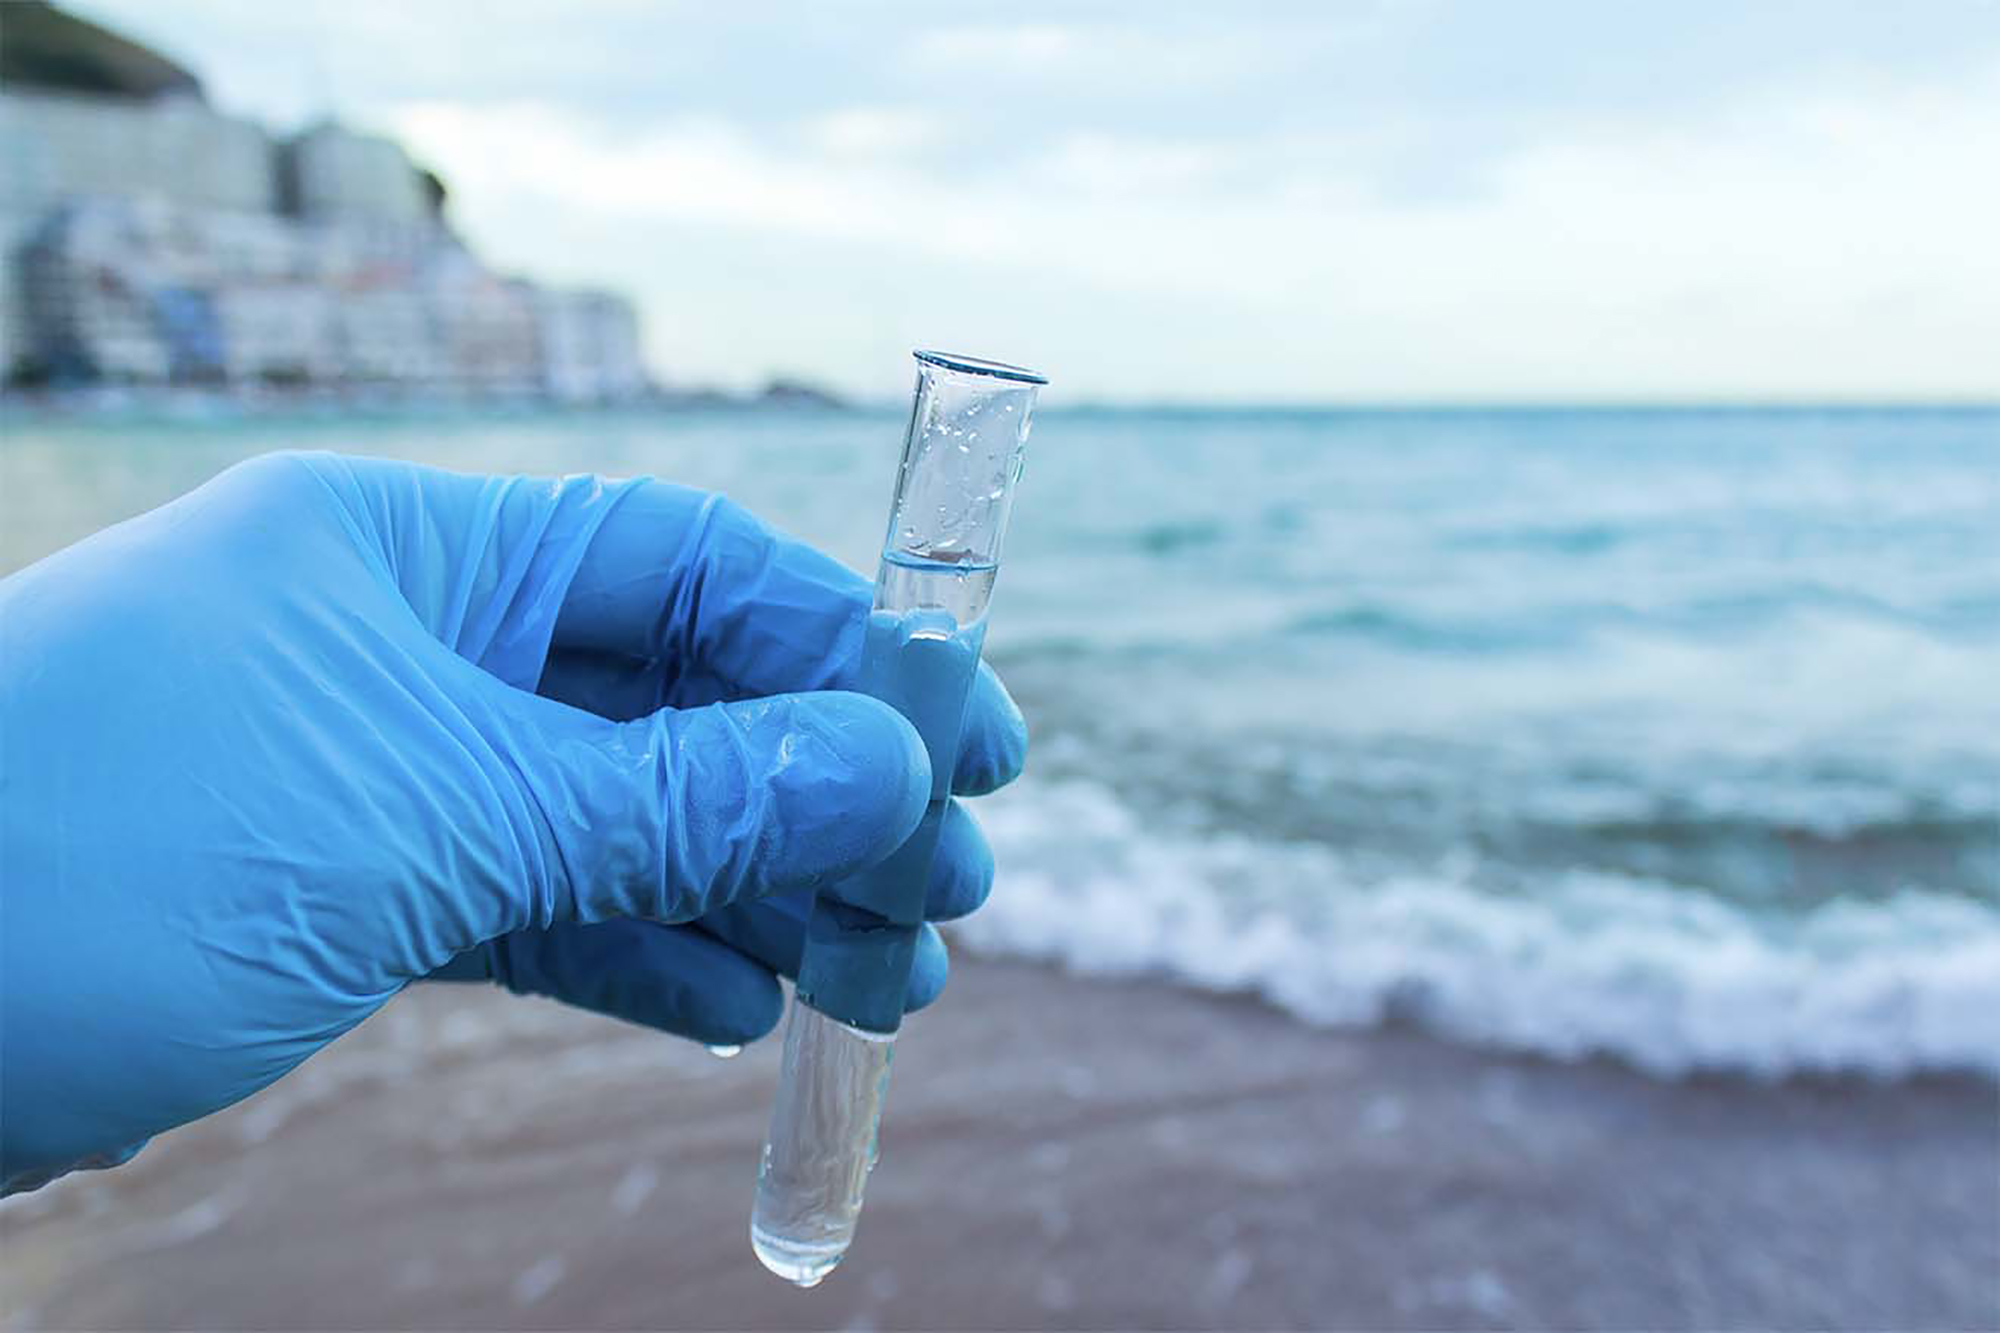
549,486,1027,796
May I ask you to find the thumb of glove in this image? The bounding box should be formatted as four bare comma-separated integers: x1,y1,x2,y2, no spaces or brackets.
473,686,934,938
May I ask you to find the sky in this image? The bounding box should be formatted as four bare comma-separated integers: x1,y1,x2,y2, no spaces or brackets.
67,0,2000,403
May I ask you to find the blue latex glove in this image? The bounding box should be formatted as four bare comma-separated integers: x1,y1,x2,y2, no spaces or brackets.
0,451,1026,1194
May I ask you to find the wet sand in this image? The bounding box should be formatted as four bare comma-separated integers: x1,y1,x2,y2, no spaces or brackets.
3,957,1994,1330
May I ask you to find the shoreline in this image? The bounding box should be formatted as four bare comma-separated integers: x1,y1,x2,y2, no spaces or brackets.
4,955,1994,1330
8,390,1998,423
0,382,860,420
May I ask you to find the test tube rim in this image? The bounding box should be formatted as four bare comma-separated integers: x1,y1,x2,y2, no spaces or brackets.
912,348,1048,386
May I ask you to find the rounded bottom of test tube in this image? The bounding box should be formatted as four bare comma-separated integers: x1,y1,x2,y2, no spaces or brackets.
751,1222,847,1288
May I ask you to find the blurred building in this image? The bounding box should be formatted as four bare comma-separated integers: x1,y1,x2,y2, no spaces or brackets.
281,122,429,229
332,286,438,386
538,288,648,403
423,252,541,396
0,1,651,399
14,198,175,381
0,88,275,367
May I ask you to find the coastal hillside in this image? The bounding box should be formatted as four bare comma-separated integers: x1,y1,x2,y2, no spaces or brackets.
0,0,203,100
0,3,648,401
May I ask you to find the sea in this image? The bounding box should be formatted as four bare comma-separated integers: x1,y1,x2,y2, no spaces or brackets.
6,401,1996,1081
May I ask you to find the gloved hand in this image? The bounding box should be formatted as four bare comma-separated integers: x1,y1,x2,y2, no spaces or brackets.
0,451,1025,1194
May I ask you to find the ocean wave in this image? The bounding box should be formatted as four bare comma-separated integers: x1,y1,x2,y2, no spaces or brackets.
1279,604,1563,652
1284,588,2000,653
960,778,2000,1081
994,587,2000,673
1444,521,1628,554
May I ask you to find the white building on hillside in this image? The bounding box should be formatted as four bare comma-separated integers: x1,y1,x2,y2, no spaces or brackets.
0,88,275,217
282,122,430,229
2,20,652,402
333,286,437,385
15,198,173,380
0,87,274,365
422,249,541,395
537,288,647,403
213,284,337,384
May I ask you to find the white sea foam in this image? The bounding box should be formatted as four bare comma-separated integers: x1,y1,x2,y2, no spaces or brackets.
960,778,2000,1080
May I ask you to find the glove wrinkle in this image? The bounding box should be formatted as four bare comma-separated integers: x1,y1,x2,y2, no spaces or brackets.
659,491,725,684
686,699,772,919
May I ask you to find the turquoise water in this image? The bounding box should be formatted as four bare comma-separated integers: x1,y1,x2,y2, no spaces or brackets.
5,403,1997,1077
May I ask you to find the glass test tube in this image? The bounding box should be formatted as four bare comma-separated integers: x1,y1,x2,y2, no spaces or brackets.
751,350,1046,1287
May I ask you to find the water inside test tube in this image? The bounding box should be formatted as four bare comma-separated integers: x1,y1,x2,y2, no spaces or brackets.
876,550,998,627
751,1000,896,1287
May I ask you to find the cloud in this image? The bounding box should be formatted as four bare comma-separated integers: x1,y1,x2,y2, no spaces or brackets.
390,103,995,253
1039,134,1229,196
903,23,1084,74
801,108,945,159
74,0,1998,398
391,52,2000,399
901,19,1293,90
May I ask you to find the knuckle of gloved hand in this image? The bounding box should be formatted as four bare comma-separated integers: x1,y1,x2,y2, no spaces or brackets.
925,804,996,921
709,984,785,1045
659,694,926,919
696,493,775,576
954,669,1030,796
216,448,339,505
655,708,764,920
905,926,950,1012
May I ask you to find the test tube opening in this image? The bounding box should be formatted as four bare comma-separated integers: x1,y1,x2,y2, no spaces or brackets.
911,348,1049,384
880,351,1043,600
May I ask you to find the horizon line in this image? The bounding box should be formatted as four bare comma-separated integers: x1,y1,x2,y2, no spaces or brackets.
870,395,2000,413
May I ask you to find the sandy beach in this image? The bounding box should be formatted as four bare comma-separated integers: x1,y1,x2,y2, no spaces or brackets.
4,956,1993,1330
